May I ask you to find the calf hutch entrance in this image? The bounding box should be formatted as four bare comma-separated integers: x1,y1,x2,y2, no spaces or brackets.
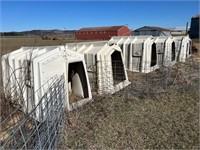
66,41,130,94
109,36,159,73
2,46,92,121
111,51,126,85
151,43,157,67
172,42,176,61
68,61,89,105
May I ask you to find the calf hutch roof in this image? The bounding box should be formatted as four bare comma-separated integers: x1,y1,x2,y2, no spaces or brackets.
66,41,130,94
2,46,92,121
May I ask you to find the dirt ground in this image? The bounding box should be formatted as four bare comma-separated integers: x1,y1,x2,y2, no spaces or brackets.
191,42,200,62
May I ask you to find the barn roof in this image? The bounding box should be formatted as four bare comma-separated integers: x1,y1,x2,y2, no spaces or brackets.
134,26,170,31
77,26,127,32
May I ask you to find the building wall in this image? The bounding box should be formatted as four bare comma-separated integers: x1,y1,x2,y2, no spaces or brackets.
160,31,171,36
118,26,132,36
133,30,160,36
133,30,171,36
190,17,199,38
171,31,187,36
75,31,117,40
75,26,131,40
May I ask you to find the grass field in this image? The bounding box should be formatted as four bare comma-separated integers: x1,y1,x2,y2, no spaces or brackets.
0,36,100,55
1,36,75,55
0,36,199,149
60,57,199,149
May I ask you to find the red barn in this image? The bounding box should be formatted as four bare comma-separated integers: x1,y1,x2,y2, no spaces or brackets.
75,26,131,40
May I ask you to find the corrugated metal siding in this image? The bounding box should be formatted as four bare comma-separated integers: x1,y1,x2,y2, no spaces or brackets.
135,26,170,31
190,17,199,38
160,31,171,36
133,30,160,36
133,30,171,36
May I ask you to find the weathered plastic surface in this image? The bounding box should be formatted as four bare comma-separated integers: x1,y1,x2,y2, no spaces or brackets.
109,36,159,73
66,41,130,94
2,46,92,121
109,35,191,72
173,36,192,62
154,36,176,67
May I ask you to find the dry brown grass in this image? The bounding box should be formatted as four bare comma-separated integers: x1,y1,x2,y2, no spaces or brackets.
59,40,200,149
0,92,24,143
0,36,75,55
0,37,199,149
0,36,101,55
191,42,200,62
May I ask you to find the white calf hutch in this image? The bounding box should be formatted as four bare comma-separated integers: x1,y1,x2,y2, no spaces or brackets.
109,36,131,68
2,46,92,120
109,36,159,73
154,36,176,67
173,36,192,62
66,41,130,94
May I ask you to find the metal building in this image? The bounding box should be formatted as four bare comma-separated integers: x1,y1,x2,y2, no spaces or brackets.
170,27,187,36
189,14,199,38
133,26,171,36
75,26,131,40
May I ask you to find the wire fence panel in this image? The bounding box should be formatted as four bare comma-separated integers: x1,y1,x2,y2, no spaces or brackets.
0,75,66,149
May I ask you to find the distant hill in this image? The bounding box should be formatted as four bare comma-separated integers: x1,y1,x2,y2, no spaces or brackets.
1,29,76,36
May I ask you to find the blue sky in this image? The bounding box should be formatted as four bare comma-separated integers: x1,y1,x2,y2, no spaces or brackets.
0,1,199,32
